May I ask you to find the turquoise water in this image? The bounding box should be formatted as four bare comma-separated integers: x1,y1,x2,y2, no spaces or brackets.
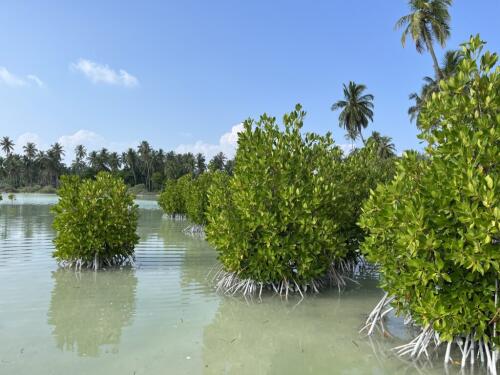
0,194,482,374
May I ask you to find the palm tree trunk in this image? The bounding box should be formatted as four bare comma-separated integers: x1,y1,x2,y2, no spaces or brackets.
425,34,442,80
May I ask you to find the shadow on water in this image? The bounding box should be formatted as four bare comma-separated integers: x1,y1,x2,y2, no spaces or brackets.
47,269,137,357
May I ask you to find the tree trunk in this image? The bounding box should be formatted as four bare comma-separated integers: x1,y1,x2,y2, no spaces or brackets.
425,34,442,80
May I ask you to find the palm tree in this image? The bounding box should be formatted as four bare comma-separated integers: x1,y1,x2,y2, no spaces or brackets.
48,143,65,186
108,152,121,172
23,142,38,185
1,136,15,156
123,148,139,185
331,81,374,143
195,153,206,176
23,142,37,159
396,0,452,80
208,152,226,172
138,141,153,191
366,131,396,159
72,145,87,176
408,49,462,126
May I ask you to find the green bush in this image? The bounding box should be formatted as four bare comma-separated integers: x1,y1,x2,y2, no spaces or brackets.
336,142,396,254
206,105,367,293
359,36,499,366
184,171,222,226
158,174,192,218
51,172,139,270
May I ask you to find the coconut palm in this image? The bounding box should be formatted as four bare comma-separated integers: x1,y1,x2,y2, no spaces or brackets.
195,153,206,176
22,142,38,185
1,136,15,156
23,142,37,160
108,152,121,172
331,81,374,143
72,145,87,175
396,0,452,80
408,50,462,126
122,148,139,185
208,152,226,172
138,141,153,191
366,131,396,159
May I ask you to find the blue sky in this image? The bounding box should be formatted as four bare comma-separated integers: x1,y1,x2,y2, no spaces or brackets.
0,1,499,162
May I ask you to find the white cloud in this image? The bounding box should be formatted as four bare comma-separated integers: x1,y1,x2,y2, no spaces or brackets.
0,67,44,88
14,130,131,164
71,59,139,87
14,133,46,154
176,123,244,159
0,67,28,87
27,74,44,87
58,130,105,152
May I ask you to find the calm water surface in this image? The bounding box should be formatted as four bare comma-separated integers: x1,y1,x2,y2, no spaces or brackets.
0,194,481,374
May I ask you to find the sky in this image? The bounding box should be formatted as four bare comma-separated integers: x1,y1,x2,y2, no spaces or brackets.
0,0,499,163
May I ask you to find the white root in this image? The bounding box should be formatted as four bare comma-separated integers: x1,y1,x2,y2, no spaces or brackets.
182,224,205,238
363,289,499,374
359,292,395,335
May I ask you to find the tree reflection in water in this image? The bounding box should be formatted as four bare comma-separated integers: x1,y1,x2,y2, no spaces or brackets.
47,269,137,357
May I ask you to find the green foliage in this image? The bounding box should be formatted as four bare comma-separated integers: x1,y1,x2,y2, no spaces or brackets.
206,105,394,286
360,36,500,345
158,174,192,217
51,172,139,269
184,171,221,225
338,143,396,251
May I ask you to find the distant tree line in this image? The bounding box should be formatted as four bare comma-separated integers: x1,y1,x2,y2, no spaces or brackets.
0,137,234,192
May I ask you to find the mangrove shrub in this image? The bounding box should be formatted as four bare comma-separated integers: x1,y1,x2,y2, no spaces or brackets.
158,174,192,218
52,172,139,270
359,36,499,370
206,105,366,295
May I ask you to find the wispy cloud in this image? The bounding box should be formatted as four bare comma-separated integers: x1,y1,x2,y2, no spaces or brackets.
0,67,43,88
71,58,139,87
0,67,26,87
27,74,44,87
176,123,244,159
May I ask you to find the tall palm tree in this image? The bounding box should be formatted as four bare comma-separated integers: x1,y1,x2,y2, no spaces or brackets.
23,142,37,160
108,152,121,172
331,81,374,143
75,144,87,161
72,145,87,175
48,143,65,186
138,141,153,191
396,0,452,80
1,136,15,156
408,49,462,126
23,142,38,185
366,131,396,159
123,148,139,185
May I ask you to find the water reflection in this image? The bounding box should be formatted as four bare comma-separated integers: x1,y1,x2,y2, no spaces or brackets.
47,269,137,357
202,290,421,375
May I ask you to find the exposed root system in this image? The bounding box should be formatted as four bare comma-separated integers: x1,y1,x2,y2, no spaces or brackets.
58,253,134,271
361,292,499,374
210,258,363,299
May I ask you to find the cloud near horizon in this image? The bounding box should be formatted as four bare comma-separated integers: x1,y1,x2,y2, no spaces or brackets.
0,67,43,88
71,59,139,87
14,130,133,165
175,123,244,159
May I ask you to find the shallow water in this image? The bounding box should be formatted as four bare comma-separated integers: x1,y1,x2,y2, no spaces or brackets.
0,194,485,374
